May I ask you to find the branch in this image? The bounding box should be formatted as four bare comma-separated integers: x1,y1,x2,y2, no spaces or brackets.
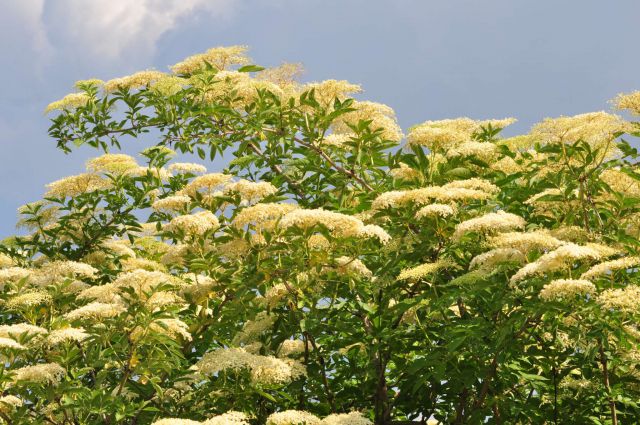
599,340,618,425
304,331,336,411
293,136,374,191
246,141,309,203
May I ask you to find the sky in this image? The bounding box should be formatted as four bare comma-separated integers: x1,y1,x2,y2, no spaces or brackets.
1,0,639,237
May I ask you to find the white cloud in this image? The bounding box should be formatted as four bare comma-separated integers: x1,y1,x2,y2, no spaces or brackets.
5,0,240,64
0,0,52,65
46,0,239,60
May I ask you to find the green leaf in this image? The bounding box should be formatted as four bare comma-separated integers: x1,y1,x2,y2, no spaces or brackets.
238,65,266,73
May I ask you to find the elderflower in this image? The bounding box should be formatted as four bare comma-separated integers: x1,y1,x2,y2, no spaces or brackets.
171,45,251,74
12,363,66,386
301,79,362,108
103,70,167,92
151,420,201,425
581,256,640,280
264,283,291,307
453,211,526,240
531,111,631,155
64,302,125,321
469,248,525,271
0,253,14,268
335,256,373,278
539,279,596,301
182,173,234,197
267,410,321,425
487,230,566,253
164,211,220,236
407,117,515,150
332,100,403,142
45,173,112,198
45,92,90,113
511,243,607,283
278,340,306,358
320,412,372,425
232,312,275,345
598,285,640,313
390,163,421,180
416,203,456,219
203,411,251,425
168,162,207,175
46,328,90,345
6,291,51,309
443,178,500,195
280,209,390,244
152,195,192,212
397,260,450,281
612,90,640,115
86,154,138,175
0,323,48,339
233,203,299,230
0,395,22,413
447,141,498,162
151,318,192,341
321,133,353,148
194,347,305,385
600,169,640,198
0,337,26,350
372,185,492,209
224,180,278,203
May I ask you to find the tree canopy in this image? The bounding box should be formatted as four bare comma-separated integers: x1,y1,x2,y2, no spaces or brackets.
1,45,640,424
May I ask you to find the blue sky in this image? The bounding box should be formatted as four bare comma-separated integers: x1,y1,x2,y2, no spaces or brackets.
1,0,639,237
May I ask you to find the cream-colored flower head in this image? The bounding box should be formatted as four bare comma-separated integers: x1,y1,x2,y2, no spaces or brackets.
416,203,456,219
581,256,640,280
390,163,421,181
453,211,526,240
233,203,299,230
182,173,234,197
64,302,125,322
332,101,403,142
171,45,251,74
598,285,640,313
86,154,138,175
104,70,167,93
45,173,112,198
539,279,596,301
531,111,631,156
300,79,362,108
11,363,66,386
152,195,192,213
47,328,91,345
164,211,220,237
224,180,278,203
194,347,305,386
0,323,48,339
280,209,390,245
372,184,493,209
511,243,611,283
267,410,321,425
397,259,451,281
168,162,207,175
611,90,640,116
320,412,372,425
45,93,90,113
407,117,515,150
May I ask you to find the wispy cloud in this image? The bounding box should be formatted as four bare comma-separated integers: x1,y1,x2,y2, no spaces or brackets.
6,0,240,66
1,0,53,75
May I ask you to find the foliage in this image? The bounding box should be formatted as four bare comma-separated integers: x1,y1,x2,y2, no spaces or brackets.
1,46,640,425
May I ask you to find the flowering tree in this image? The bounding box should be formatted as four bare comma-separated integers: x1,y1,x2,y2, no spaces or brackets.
1,45,640,425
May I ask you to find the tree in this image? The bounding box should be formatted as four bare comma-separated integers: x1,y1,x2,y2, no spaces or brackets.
0,45,639,424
